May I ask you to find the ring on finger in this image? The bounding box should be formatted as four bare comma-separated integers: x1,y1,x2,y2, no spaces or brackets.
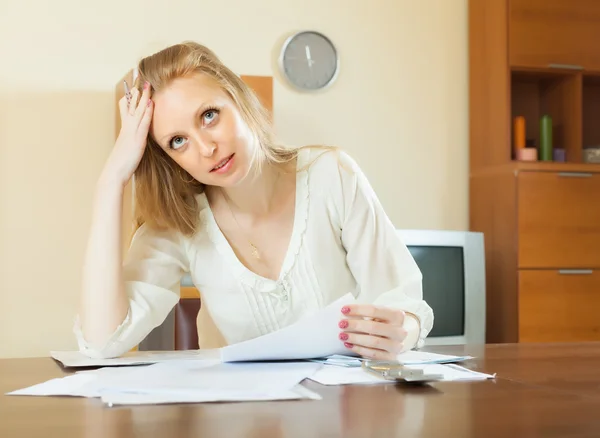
128,88,139,114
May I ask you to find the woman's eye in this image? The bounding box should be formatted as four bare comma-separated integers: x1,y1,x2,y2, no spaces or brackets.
203,110,218,125
170,136,188,150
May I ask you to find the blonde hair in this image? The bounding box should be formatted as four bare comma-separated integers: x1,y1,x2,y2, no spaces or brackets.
131,41,333,236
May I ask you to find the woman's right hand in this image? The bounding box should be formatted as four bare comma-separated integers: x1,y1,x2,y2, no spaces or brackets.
101,81,154,188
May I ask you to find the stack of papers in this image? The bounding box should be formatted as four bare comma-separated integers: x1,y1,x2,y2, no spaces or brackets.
7,293,495,405
7,360,323,406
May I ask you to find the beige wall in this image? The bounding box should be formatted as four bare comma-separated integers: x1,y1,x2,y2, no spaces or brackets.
0,0,468,358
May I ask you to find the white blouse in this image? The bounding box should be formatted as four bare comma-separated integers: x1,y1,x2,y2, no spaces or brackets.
75,148,434,358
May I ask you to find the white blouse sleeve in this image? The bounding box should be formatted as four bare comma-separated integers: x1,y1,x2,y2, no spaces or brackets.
74,224,188,358
337,152,434,349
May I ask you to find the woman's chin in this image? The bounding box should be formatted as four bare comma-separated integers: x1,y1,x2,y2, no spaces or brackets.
206,167,249,189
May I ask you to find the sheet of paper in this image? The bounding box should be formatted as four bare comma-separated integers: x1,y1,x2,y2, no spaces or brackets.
94,360,322,396
7,359,323,406
309,363,495,386
220,292,358,362
309,351,472,368
6,373,101,397
309,354,365,367
100,384,322,406
396,351,474,365
407,363,495,382
310,365,386,385
50,348,220,368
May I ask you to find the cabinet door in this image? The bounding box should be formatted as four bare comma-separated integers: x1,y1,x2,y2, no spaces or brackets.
509,0,600,71
519,270,600,342
518,171,600,268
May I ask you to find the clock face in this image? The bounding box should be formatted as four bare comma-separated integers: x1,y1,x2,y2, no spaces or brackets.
280,31,339,91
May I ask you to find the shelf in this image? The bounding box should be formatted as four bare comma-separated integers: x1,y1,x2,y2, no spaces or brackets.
510,69,582,163
513,161,600,173
583,74,600,150
470,161,600,178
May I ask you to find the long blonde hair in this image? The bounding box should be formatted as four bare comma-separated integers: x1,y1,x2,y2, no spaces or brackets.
131,41,329,236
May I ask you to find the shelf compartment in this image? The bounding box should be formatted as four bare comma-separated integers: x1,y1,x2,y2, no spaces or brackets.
510,69,582,163
582,74,600,162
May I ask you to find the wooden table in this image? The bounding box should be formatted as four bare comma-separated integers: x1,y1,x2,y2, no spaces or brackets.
2,343,600,437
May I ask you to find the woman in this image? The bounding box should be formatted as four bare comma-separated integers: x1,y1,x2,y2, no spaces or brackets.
76,41,434,360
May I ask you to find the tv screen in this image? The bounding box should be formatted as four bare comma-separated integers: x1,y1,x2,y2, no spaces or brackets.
407,245,465,337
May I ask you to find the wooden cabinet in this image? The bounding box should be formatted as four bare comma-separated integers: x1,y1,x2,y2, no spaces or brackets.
470,0,600,343
519,270,600,342
509,0,600,71
518,171,600,268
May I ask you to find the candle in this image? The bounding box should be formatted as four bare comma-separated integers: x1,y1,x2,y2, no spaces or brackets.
539,115,553,161
514,116,526,151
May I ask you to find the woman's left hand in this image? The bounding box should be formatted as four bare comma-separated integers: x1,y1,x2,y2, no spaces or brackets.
338,304,408,360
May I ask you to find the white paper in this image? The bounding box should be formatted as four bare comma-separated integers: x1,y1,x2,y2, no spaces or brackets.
7,359,323,406
309,363,495,386
6,373,100,397
410,363,495,382
100,384,322,406
94,361,322,396
310,366,385,385
220,292,358,362
50,348,220,368
309,354,364,367
396,351,474,365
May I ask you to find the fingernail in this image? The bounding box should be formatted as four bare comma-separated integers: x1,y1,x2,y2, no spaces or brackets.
344,342,353,349
341,306,350,314
338,320,348,329
147,99,152,107
339,332,348,341
144,81,149,89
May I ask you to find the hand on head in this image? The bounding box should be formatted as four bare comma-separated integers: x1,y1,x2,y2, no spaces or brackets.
102,80,154,188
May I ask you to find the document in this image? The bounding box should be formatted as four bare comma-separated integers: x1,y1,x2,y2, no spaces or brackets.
308,351,473,368
309,363,495,386
220,292,357,362
7,360,323,405
395,351,474,365
100,384,322,406
50,292,356,368
50,349,219,368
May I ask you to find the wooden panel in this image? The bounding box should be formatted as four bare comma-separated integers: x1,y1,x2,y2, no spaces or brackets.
582,74,600,148
470,169,519,343
240,75,273,115
180,286,200,299
519,269,600,342
469,0,511,170
517,171,600,268
509,0,600,71
515,161,600,173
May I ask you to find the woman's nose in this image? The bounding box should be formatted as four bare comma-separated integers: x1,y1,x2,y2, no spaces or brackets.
191,133,216,157
199,141,216,157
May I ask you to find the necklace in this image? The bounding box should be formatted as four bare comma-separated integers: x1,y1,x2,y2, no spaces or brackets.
220,173,281,260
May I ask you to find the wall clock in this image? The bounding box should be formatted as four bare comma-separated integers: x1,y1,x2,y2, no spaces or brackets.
279,31,339,91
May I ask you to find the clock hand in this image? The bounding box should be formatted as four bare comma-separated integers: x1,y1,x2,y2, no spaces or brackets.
305,45,314,68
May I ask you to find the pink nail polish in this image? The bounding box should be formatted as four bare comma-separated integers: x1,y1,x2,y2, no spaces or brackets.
339,332,348,341
338,320,348,329
147,99,152,106
341,306,350,314
144,81,149,89
344,342,353,349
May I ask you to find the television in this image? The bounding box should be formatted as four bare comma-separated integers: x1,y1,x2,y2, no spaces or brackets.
397,229,486,346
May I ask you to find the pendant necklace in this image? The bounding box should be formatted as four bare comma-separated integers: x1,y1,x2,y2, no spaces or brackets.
221,173,280,260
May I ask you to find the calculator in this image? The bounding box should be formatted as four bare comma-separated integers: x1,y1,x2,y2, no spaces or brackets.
362,360,445,383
